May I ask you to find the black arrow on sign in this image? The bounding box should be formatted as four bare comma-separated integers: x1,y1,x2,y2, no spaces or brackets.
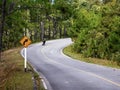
23,39,28,45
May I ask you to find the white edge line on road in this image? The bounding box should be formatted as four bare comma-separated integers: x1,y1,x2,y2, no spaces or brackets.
41,79,48,90
33,68,48,90
60,46,72,59
60,43,120,87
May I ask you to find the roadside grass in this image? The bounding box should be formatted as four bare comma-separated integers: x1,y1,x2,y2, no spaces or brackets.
63,45,120,69
0,47,45,90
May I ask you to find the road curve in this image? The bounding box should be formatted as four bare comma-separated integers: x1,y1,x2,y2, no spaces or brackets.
24,38,120,90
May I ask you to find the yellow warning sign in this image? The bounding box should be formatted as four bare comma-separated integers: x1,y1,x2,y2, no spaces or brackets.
20,36,31,47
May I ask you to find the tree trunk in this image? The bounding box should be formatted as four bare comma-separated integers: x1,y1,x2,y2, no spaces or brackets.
52,18,57,39
40,21,44,41
48,19,51,39
52,19,55,39
29,30,32,41
0,0,6,53
64,26,66,38
59,26,62,38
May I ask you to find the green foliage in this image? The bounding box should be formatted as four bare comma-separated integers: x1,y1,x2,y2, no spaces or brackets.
69,0,120,64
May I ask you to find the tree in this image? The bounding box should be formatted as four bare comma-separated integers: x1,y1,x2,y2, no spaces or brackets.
0,0,6,53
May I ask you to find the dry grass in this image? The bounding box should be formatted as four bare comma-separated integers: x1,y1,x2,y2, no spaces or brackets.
63,45,120,69
0,47,45,90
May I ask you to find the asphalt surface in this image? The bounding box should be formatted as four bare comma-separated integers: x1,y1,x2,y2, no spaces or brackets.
23,38,120,90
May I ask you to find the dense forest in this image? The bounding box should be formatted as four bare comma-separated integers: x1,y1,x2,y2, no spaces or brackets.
0,0,120,64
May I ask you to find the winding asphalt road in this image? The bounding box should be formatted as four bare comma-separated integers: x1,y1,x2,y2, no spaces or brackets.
22,38,120,90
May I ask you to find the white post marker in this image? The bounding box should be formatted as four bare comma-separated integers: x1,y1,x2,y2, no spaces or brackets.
20,36,31,72
24,48,27,72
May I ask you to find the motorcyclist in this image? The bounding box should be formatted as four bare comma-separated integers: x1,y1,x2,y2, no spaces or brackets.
42,38,46,45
